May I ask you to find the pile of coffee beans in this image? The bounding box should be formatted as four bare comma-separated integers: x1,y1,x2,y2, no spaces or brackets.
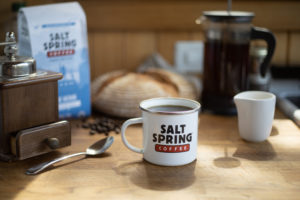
81,117,123,136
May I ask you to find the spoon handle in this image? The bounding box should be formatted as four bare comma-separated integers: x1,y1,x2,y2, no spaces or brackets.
26,152,86,175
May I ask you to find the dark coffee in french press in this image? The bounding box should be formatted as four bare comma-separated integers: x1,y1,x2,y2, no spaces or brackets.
199,11,276,115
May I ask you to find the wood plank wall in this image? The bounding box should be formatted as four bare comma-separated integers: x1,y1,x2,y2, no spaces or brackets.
0,0,299,80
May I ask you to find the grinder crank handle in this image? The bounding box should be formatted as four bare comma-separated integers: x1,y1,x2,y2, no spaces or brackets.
26,152,86,175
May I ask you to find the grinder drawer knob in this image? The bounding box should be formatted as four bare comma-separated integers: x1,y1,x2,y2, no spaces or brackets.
45,138,60,149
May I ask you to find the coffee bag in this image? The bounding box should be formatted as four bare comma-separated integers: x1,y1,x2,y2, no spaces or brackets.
18,2,90,118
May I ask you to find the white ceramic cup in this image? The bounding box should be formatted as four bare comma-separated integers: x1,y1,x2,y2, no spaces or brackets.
121,97,201,166
234,91,276,142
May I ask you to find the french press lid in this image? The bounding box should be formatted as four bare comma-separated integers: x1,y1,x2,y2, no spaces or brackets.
203,11,255,23
0,32,36,78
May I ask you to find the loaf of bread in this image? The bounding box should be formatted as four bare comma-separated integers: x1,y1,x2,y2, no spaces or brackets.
91,68,197,118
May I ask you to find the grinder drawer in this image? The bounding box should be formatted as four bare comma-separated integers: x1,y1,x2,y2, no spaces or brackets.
12,121,71,160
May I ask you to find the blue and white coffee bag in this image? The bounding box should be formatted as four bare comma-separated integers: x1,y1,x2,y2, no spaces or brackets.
18,2,91,118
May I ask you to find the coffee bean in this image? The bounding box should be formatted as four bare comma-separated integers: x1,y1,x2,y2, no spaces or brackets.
82,123,89,129
114,127,121,134
108,122,115,128
98,128,105,133
91,124,97,131
82,116,124,136
89,130,96,135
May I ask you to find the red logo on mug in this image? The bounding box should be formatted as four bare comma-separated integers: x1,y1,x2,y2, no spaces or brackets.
155,144,190,153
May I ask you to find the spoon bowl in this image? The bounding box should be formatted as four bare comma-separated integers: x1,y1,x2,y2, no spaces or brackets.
86,136,114,155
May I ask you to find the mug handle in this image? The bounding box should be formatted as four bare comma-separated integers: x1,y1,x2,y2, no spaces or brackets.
121,117,144,154
250,27,276,77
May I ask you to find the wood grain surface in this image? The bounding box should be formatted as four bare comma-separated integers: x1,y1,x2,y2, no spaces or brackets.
0,111,299,200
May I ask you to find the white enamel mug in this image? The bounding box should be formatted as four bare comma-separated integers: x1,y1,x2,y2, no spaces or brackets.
234,91,276,142
121,97,201,166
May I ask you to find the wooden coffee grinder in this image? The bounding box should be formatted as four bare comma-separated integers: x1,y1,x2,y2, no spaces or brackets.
0,32,71,161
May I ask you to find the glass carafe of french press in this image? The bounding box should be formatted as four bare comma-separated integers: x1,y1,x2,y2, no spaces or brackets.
199,11,276,115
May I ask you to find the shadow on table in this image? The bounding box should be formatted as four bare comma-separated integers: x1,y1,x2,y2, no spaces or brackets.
270,126,279,136
213,146,241,169
115,160,196,191
0,151,64,200
0,150,112,200
233,140,277,161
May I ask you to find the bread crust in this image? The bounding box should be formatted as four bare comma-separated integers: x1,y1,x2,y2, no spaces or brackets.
91,69,197,118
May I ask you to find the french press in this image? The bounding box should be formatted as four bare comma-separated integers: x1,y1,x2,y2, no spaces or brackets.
0,32,71,161
198,11,276,115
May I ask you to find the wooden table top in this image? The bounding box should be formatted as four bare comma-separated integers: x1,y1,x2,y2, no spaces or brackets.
0,111,300,200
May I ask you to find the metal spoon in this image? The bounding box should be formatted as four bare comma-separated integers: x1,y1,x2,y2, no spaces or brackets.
26,136,114,175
